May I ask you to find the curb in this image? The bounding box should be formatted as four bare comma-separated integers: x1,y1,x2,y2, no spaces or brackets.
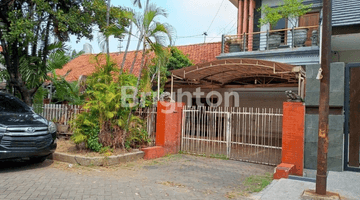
50,151,144,166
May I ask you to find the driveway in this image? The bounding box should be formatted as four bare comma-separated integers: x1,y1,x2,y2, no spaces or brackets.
0,154,273,200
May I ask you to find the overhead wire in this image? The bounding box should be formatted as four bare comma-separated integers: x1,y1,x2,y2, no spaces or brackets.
206,0,226,33
225,21,237,35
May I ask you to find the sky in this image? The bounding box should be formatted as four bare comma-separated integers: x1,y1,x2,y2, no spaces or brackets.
66,0,238,54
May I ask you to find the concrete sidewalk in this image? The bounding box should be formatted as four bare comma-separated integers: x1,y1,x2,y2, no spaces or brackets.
251,171,360,200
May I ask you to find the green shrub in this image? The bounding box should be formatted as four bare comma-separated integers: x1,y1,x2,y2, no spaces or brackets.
70,54,150,151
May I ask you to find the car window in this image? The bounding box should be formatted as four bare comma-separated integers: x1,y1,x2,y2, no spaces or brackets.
0,94,32,113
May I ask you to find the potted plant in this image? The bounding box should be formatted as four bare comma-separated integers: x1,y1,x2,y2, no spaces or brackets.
225,37,243,52
258,0,312,48
258,4,284,49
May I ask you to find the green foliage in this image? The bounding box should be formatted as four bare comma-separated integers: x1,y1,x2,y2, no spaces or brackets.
258,4,283,28
165,47,194,74
149,46,193,92
258,0,312,28
209,154,229,160
70,111,102,151
71,55,150,151
0,0,132,105
244,173,273,193
33,87,48,113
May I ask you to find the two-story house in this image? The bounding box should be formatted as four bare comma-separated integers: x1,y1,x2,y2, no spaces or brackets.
220,0,360,65
167,0,360,170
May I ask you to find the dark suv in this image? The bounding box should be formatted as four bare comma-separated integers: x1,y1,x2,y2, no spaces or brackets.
0,92,57,162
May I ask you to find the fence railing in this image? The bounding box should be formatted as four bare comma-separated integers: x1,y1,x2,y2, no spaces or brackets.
33,104,82,125
33,104,157,146
222,25,319,53
181,106,283,165
135,107,157,147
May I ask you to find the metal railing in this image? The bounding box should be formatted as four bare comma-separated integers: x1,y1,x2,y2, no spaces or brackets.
181,106,283,166
221,25,319,53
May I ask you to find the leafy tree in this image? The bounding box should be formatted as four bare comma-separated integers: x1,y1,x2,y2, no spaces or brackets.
149,46,193,92
0,0,130,105
165,47,193,75
258,0,312,28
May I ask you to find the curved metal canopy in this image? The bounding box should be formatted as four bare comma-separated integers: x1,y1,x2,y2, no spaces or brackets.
171,58,300,85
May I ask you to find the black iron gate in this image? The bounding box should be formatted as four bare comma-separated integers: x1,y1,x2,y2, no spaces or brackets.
344,63,360,172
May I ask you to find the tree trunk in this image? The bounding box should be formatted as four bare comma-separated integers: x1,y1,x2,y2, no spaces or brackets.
106,0,110,56
124,40,147,145
157,61,160,100
124,0,151,149
129,34,142,73
120,23,133,75
129,0,150,73
22,90,33,106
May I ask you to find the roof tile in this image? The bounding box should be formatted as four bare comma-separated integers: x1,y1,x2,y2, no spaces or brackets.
56,42,221,82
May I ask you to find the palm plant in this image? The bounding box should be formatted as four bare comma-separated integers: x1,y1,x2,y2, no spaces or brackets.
132,3,174,79
117,0,143,75
125,3,174,126
132,0,142,8
129,0,150,73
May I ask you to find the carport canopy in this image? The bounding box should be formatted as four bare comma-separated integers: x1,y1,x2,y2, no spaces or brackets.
170,58,301,85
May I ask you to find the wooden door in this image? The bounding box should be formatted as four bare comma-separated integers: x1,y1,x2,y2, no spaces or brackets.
349,67,360,167
299,12,320,46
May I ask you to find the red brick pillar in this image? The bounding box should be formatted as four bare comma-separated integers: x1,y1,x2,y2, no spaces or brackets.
156,101,184,154
274,102,305,179
142,101,184,159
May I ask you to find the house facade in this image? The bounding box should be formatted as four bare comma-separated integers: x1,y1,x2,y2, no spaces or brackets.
166,0,360,172
221,0,360,65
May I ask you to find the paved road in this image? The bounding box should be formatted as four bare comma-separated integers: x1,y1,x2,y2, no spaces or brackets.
0,154,273,200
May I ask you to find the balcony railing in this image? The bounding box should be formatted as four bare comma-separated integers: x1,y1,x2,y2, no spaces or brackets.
221,26,319,54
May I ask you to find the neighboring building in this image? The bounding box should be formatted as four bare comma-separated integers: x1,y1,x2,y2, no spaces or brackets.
221,0,360,65
56,42,221,82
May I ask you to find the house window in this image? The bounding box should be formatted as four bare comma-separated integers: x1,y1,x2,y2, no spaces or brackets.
271,18,287,44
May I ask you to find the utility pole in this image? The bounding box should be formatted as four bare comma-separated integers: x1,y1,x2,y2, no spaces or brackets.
203,32,208,43
316,0,332,195
118,38,123,53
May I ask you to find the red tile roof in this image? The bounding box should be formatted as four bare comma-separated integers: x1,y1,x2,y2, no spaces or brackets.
56,42,221,82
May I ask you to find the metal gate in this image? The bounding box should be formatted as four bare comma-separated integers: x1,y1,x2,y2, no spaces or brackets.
181,106,283,165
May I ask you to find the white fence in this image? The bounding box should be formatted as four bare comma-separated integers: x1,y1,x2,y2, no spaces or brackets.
136,107,157,146
181,106,283,165
33,104,82,125
33,104,157,145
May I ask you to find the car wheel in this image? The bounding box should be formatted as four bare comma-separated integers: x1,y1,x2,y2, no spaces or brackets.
30,155,48,163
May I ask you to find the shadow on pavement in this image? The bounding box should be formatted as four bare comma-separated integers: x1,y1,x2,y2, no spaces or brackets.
0,159,53,173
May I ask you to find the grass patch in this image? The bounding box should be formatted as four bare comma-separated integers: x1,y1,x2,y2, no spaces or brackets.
209,154,229,160
244,172,273,193
164,153,183,159
178,151,229,160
